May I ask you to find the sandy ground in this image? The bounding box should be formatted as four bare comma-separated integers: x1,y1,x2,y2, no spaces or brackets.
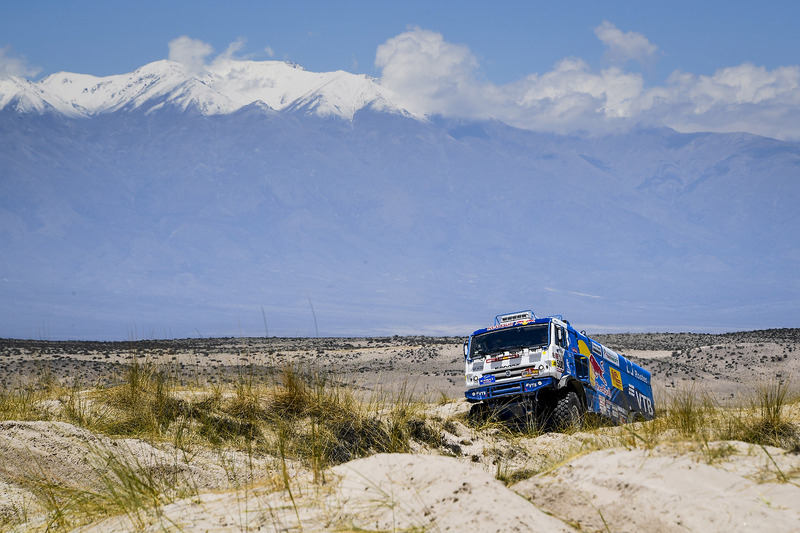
1,330,799,531
72,450,578,533
512,441,800,532
2,417,799,532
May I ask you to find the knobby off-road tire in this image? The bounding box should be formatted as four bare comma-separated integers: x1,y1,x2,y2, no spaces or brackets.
468,402,489,425
551,391,583,431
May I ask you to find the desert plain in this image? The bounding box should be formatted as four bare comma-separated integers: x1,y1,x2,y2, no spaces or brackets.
0,328,799,532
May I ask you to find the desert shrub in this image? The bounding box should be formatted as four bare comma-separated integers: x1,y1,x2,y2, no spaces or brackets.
727,379,799,450
265,365,420,469
0,385,41,421
663,384,713,438
94,357,187,438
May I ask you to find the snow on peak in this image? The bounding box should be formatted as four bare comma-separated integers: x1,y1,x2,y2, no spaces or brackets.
201,60,410,118
0,76,56,113
3,59,420,120
35,60,233,115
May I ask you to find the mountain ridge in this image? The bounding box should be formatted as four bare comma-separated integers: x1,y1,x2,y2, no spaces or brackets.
1,61,799,340
0,59,419,120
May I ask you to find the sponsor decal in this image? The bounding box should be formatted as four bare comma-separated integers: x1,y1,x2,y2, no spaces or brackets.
486,353,522,363
611,404,627,423
589,352,607,388
472,361,484,371
602,347,620,366
524,380,545,392
521,368,539,378
486,319,532,331
479,375,496,385
631,367,650,385
595,382,612,397
610,367,623,391
627,384,655,417
467,390,488,400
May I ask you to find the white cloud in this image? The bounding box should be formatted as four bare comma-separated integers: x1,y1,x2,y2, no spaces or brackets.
681,63,800,107
219,39,246,62
0,46,41,79
375,27,800,140
375,27,482,116
647,63,800,139
594,21,658,66
168,36,214,75
169,37,276,75
495,59,645,132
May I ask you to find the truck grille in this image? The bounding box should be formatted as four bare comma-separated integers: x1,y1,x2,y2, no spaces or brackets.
485,366,540,381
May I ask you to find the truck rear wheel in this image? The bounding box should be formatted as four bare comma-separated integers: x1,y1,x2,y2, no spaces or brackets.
551,391,583,431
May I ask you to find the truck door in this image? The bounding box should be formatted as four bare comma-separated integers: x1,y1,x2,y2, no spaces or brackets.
552,323,568,373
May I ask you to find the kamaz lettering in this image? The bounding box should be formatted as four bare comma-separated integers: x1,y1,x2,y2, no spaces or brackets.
464,309,656,428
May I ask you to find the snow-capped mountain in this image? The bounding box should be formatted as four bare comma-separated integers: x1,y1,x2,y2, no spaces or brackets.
1,59,418,119
0,76,60,113
1,61,799,340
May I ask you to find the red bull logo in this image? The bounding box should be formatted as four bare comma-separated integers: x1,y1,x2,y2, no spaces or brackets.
589,352,608,387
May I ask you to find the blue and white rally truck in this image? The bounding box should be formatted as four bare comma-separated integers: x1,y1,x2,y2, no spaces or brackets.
464,310,655,428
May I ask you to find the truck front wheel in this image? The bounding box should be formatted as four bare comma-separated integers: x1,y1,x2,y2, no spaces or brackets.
468,402,489,425
551,391,583,431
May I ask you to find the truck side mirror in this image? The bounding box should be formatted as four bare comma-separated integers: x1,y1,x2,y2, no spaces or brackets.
463,340,470,358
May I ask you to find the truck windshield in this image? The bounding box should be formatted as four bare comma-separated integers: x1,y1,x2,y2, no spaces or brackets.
470,324,549,358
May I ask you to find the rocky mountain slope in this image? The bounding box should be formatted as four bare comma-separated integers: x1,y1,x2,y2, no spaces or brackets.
2,59,799,340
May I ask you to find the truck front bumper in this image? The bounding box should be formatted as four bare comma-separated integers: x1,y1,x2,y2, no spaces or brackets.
465,377,556,402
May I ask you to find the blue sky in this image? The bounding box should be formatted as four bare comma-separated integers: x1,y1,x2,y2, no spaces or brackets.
3,0,799,81
3,0,800,139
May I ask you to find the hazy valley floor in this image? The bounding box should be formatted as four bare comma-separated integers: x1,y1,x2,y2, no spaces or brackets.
3,329,799,400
